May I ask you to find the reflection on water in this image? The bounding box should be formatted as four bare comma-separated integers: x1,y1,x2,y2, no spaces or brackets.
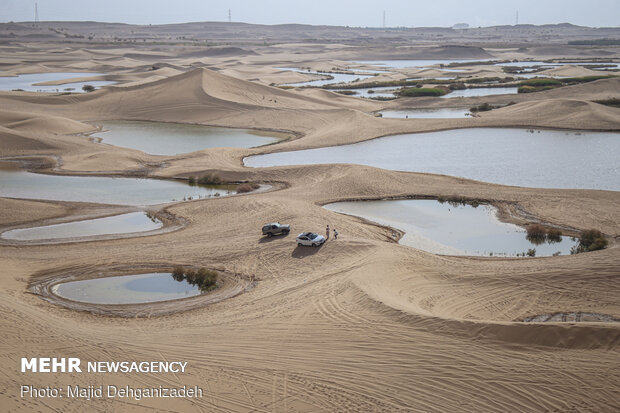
0,72,114,92
0,169,235,205
1,212,162,241
325,199,577,256
52,273,202,304
380,108,469,118
245,128,620,190
94,121,281,155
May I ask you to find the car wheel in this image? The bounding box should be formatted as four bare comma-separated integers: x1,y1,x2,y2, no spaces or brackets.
283,230,289,234
298,242,303,247
267,232,273,237
312,243,317,247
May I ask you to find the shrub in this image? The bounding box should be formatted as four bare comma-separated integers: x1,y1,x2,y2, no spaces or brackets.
526,248,536,257
82,84,96,92
519,78,562,87
172,266,185,281
195,268,218,289
470,102,494,112
526,224,547,243
398,87,447,97
576,229,608,252
188,176,197,185
184,269,196,284
563,75,612,84
170,267,219,291
197,173,222,185
593,98,620,108
236,182,260,193
546,229,562,243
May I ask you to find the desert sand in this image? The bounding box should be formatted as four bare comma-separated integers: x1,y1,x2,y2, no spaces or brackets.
0,22,619,412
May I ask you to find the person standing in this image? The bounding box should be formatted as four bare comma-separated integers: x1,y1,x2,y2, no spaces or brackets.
333,229,338,239
326,225,330,240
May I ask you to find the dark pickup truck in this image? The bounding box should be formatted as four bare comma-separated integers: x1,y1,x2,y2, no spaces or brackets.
262,222,291,237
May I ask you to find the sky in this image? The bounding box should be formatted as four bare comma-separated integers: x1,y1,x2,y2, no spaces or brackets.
2,0,619,28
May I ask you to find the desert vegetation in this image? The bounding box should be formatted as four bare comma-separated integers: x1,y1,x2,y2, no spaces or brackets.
436,195,481,208
571,229,608,253
593,98,620,107
398,87,447,97
518,75,614,93
236,182,260,193
525,224,564,244
172,266,218,292
188,174,260,194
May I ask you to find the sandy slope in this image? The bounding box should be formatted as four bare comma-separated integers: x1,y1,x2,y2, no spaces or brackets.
0,44,619,412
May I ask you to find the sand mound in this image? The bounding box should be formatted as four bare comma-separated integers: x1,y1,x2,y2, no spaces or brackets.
0,111,95,135
541,65,617,78
0,126,56,153
485,98,620,129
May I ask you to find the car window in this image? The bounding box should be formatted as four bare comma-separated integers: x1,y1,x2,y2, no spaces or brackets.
309,233,317,240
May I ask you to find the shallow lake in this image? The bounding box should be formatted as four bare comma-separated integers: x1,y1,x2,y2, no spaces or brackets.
1,212,162,241
355,59,493,69
0,168,236,205
93,121,281,155
379,108,469,118
336,86,400,98
0,72,114,92
244,128,620,190
441,87,518,98
278,68,373,87
52,273,202,304
325,199,577,256
497,61,619,68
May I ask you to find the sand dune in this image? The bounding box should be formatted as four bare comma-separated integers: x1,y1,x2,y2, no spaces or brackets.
479,98,620,129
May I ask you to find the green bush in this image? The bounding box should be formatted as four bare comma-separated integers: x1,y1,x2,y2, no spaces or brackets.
197,173,222,185
563,75,613,83
82,84,96,92
519,78,562,87
170,267,218,291
172,266,185,281
518,85,558,93
526,248,536,257
236,182,260,193
470,102,493,112
546,229,563,243
526,224,547,243
398,87,447,97
573,229,608,253
593,98,620,108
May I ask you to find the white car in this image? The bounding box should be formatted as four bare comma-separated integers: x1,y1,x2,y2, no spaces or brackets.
296,232,325,247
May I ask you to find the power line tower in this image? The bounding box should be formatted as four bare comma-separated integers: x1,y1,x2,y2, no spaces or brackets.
383,10,386,28
35,2,39,24
228,9,231,23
